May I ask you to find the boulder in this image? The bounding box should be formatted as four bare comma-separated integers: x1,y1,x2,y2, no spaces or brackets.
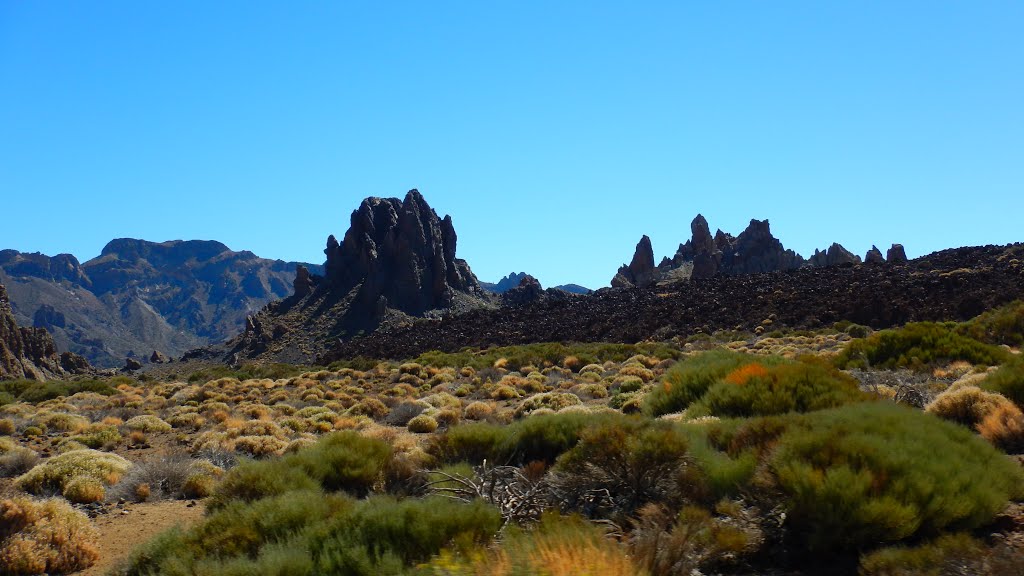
150,350,170,364
887,243,908,263
124,357,143,371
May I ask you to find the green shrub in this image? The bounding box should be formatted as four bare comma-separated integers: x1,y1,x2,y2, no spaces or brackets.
957,300,1024,346
414,341,679,372
285,431,392,496
689,359,866,418
0,379,116,405
770,402,1024,552
514,391,582,417
71,425,122,449
15,449,130,498
644,350,773,417
834,322,1010,370
209,460,319,509
407,414,439,433
124,415,172,433
859,533,986,576
981,356,1024,408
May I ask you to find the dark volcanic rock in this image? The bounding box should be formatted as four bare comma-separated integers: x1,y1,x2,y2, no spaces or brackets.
501,275,545,306
1,283,90,380
887,244,908,263
723,219,805,275
325,244,1024,362
150,350,170,364
481,272,529,294
865,245,885,264
324,189,483,317
612,235,659,288
33,304,66,330
690,214,722,279
293,265,316,298
124,357,143,371
809,243,862,267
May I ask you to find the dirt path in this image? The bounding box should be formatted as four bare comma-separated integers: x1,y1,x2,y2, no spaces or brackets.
78,500,206,575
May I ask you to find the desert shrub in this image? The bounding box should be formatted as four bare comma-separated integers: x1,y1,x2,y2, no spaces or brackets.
630,503,758,575
980,356,1024,408
957,299,1024,346
0,496,99,575
415,342,680,373
834,322,1010,370
307,496,501,572
0,418,14,435
407,414,439,433
16,449,130,498
924,385,1011,427
770,402,1024,552
124,415,172,433
70,424,122,449
514,391,582,417
859,532,985,576
688,359,866,418
645,350,768,417
0,379,116,405
110,454,221,502
424,512,640,576
30,412,88,433
187,362,313,384
234,435,288,458
285,431,392,496
385,400,427,426
0,440,39,478
347,398,389,420
209,460,319,509
976,401,1024,453
552,418,689,518
62,476,106,503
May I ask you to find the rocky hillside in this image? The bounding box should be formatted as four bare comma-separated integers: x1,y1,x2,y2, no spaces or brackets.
212,190,491,364
0,242,321,367
325,243,1024,362
612,215,907,287
0,283,90,380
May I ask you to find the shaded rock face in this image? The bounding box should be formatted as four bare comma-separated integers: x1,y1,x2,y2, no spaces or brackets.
293,265,316,298
888,244,908,263
322,190,482,317
501,275,545,306
0,250,92,288
481,272,529,294
612,235,659,288
1,284,90,380
809,243,862,268
865,245,885,264
690,214,722,279
722,219,805,275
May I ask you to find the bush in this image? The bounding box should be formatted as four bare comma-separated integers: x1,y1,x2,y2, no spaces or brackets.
689,359,865,418
208,460,319,509
109,453,221,502
958,300,1024,346
924,385,1011,427
407,414,439,434
0,496,99,575
770,402,1024,552
981,356,1024,408
553,418,689,518
16,449,130,499
71,424,122,449
414,342,680,373
514,392,582,418
285,431,392,496
859,533,985,576
0,439,39,478
834,322,1010,370
644,350,771,417
124,415,172,433
0,379,116,405
976,402,1024,454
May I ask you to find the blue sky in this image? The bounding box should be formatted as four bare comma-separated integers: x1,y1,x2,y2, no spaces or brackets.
1,2,1021,289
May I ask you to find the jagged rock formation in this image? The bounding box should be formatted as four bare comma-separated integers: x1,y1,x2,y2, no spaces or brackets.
322,190,482,316
612,235,659,288
887,244,908,263
809,243,862,267
1,284,90,380
721,219,806,274
501,275,545,306
0,242,321,367
690,215,722,280
481,272,529,294
326,243,1024,362
865,245,885,263
214,190,491,364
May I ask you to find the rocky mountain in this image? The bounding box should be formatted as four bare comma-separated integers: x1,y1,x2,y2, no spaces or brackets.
0,242,322,367
327,243,1024,362
214,190,491,364
613,215,906,287
482,272,592,295
1,283,90,380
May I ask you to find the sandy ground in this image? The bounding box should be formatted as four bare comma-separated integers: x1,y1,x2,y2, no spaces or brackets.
77,499,206,575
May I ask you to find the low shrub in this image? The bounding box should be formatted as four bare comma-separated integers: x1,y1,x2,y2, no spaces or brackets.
770,402,1024,552
514,392,582,418
976,402,1024,454
859,533,986,576
208,460,319,509
285,431,392,496
981,356,1024,408
924,385,1011,427
834,322,1010,370
0,496,99,575
0,379,116,406
407,414,439,433
957,299,1024,347
644,350,770,417
16,449,130,499
630,503,759,575
0,439,39,478
124,415,172,433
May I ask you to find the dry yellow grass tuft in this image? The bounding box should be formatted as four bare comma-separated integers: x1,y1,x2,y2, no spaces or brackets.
0,496,99,575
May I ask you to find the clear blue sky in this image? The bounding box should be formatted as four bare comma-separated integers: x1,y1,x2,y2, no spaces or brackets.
2,2,1022,289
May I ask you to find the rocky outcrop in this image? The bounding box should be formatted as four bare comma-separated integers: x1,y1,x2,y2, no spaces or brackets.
612,235,659,288
293,265,316,298
0,250,92,288
887,244,908,263
1,284,90,380
809,243,862,268
690,215,722,279
481,272,529,294
501,275,545,306
150,350,170,364
322,190,483,317
722,219,805,275
865,245,885,264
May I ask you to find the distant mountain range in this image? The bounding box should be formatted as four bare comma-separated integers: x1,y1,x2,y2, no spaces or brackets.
0,240,321,367
481,272,591,295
